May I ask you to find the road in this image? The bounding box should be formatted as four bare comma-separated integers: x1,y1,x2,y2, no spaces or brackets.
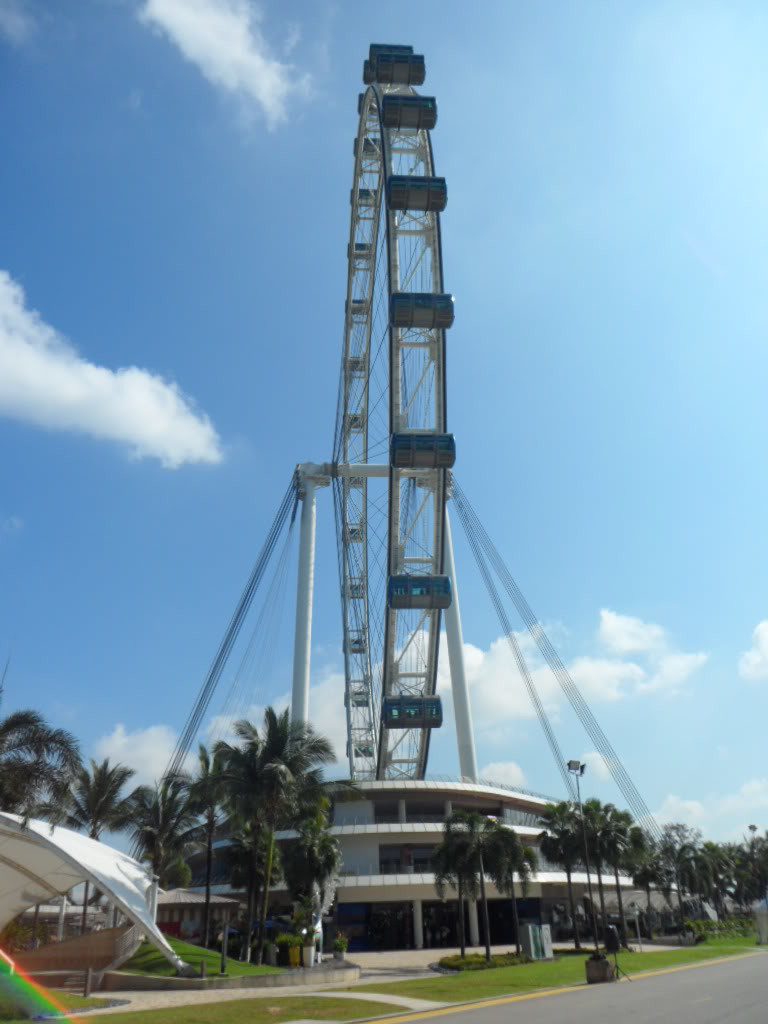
376,954,767,1024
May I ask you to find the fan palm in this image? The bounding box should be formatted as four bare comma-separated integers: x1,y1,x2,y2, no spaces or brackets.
225,820,278,961
631,838,668,938
187,744,226,947
539,801,584,950
215,707,335,963
282,803,341,911
486,824,538,956
58,758,136,931
129,774,198,887
0,708,80,816
582,799,611,936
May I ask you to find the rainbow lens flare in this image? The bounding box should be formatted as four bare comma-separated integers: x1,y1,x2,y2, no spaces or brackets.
0,948,82,1022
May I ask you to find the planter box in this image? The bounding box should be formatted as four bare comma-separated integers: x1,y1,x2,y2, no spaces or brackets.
288,947,301,969
585,956,615,984
333,951,346,961
302,946,314,969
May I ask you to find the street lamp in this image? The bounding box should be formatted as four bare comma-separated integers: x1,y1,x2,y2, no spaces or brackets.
568,760,600,952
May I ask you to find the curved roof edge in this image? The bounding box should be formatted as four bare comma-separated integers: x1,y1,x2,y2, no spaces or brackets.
0,814,184,973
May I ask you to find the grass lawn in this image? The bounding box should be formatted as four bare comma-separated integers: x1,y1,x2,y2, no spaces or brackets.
57,996,403,1024
353,938,761,1002
123,938,282,977
0,990,110,1021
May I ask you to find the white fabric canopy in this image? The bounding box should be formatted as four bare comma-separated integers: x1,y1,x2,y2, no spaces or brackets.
0,813,183,970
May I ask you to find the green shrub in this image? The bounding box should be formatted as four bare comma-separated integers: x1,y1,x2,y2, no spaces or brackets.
683,918,754,940
275,932,302,948
438,952,531,971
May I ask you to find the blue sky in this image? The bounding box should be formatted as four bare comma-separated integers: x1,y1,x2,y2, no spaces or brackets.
2,0,768,840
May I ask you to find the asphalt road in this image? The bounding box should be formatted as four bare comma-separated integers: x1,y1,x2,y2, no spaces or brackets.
390,954,768,1024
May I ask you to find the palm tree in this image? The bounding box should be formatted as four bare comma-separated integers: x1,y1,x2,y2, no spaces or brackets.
282,803,341,910
701,842,734,920
0,707,80,816
434,810,496,962
432,828,472,957
631,838,667,938
582,799,610,937
660,823,707,927
225,821,276,961
601,805,644,947
486,824,538,956
129,774,198,887
539,802,583,950
187,745,226,948
59,758,136,932
215,708,335,963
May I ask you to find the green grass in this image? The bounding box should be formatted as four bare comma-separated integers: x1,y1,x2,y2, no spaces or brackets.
58,996,403,1024
353,938,761,1002
123,938,282,978
0,991,110,1021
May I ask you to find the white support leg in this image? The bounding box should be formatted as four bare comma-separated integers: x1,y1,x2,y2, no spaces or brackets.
57,895,67,942
291,478,317,725
444,506,478,783
413,899,424,949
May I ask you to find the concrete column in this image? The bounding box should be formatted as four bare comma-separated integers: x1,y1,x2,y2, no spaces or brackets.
291,477,317,725
57,896,67,942
444,507,478,782
468,899,480,947
413,900,423,949
149,876,159,923
444,800,452,820
398,799,407,824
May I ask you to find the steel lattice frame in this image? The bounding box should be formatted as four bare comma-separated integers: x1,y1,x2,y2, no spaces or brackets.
334,71,448,781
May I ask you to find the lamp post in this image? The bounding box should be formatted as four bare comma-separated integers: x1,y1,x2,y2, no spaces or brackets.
568,760,600,952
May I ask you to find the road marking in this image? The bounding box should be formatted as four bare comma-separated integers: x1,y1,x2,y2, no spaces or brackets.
361,953,761,1024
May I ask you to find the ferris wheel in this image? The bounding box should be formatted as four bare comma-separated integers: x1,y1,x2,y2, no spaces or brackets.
332,44,456,782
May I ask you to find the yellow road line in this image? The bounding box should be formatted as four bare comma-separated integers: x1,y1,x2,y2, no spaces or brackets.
362,952,761,1024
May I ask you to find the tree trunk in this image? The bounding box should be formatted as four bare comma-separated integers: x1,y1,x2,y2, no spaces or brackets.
565,867,581,951
645,885,654,940
478,855,492,963
242,874,256,962
80,881,90,935
613,863,629,947
457,878,466,959
676,873,686,930
254,830,275,965
203,820,213,948
595,862,607,938
509,878,521,957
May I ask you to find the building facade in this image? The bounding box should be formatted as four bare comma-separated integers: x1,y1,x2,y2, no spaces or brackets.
192,777,629,952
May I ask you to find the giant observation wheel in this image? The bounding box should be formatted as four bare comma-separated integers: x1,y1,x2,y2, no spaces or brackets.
332,44,456,782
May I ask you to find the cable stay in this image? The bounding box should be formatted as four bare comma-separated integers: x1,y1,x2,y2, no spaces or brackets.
451,476,661,841
165,474,299,780
210,517,296,745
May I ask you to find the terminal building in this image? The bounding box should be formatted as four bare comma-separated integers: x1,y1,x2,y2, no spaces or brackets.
190,777,627,953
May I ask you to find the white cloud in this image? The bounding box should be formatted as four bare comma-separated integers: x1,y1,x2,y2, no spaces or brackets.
480,760,527,789
581,750,611,782
568,656,645,702
655,794,707,828
138,0,310,128
0,0,34,45
94,723,180,787
640,651,708,694
598,609,666,655
738,621,768,682
656,779,768,839
0,270,222,468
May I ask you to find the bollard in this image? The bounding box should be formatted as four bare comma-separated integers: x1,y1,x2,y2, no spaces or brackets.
83,967,93,998
200,960,207,979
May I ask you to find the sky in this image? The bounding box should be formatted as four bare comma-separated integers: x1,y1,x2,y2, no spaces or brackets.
2,0,768,842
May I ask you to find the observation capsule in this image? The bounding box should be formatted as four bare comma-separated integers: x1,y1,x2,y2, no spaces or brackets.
345,412,364,432
363,46,425,87
345,630,367,654
387,176,447,212
380,95,437,131
388,574,452,610
390,433,456,470
347,577,366,599
345,298,369,316
353,187,378,208
390,292,454,330
382,695,444,729
354,136,379,157
347,241,372,260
